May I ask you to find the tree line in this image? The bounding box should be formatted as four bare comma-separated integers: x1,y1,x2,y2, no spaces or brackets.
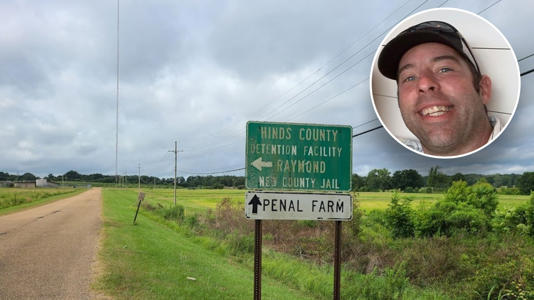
354,166,532,194
0,170,245,189
2,167,534,193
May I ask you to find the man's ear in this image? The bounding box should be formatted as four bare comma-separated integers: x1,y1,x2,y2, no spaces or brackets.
479,75,492,105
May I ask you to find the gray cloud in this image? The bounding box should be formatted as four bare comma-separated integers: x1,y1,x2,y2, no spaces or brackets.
1,0,533,178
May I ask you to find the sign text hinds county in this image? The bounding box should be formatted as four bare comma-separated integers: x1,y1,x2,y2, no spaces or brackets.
246,121,352,192
245,191,352,221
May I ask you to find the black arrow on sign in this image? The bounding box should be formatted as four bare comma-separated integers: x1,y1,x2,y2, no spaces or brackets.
248,194,261,214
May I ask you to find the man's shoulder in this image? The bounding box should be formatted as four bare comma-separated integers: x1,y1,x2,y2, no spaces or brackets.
489,114,506,141
399,137,423,153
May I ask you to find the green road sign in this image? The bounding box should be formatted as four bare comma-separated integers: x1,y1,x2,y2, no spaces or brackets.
246,121,352,192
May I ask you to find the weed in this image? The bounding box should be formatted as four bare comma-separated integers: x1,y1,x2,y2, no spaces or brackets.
226,232,254,255
184,214,199,228
163,205,184,222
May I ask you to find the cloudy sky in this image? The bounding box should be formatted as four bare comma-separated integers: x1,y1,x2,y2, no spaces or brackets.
1,0,533,179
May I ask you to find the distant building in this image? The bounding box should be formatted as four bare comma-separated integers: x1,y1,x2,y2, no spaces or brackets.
13,181,36,188
36,179,59,188
0,181,14,188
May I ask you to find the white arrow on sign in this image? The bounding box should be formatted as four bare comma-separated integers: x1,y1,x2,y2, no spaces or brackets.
251,157,272,171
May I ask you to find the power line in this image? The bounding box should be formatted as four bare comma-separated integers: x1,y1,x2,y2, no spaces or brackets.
293,77,369,121
352,125,383,137
260,0,431,121
521,67,534,77
519,53,534,62
352,118,379,130
255,0,415,121
272,51,375,120
183,167,245,176
478,0,503,15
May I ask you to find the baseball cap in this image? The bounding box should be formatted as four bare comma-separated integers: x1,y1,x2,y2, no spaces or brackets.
378,21,480,80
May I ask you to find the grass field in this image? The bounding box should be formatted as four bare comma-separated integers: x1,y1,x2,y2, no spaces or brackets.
143,188,244,214
0,187,86,216
357,191,530,211
138,188,530,213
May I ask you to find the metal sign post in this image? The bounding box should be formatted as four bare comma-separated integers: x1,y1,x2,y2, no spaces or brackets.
334,221,341,300
254,220,262,300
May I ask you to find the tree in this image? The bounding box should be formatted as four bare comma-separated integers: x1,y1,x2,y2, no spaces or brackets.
527,193,534,236
385,192,415,238
467,181,498,217
450,173,465,182
427,166,450,190
64,170,81,180
417,180,496,237
20,172,36,181
391,169,424,191
351,174,365,191
366,168,391,191
519,172,534,195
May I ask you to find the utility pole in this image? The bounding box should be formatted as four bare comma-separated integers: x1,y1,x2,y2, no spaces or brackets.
168,141,183,206
138,162,141,192
115,0,120,186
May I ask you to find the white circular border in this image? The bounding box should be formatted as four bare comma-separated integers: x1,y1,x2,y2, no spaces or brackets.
369,7,521,159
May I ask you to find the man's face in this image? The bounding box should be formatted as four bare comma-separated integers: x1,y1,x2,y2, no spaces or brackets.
397,42,491,155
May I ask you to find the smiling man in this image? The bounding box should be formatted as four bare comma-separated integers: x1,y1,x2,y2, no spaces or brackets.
378,21,502,156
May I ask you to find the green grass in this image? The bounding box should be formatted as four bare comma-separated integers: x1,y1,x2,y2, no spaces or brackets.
115,188,530,215
142,188,244,214
96,188,450,299
96,188,313,299
356,191,530,211
495,194,531,209
96,188,532,299
0,187,86,216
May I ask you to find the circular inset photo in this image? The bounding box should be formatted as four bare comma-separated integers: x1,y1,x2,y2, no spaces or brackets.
370,8,520,158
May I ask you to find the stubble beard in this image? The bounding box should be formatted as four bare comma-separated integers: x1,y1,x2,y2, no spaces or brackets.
401,92,489,155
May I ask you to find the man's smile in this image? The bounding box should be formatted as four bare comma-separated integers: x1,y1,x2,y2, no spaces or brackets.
419,105,453,117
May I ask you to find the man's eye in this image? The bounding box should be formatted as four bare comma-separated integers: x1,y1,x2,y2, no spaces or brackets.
439,67,452,73
402,75,415,83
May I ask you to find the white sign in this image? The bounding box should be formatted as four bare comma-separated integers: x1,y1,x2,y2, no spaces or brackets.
245,191,352,221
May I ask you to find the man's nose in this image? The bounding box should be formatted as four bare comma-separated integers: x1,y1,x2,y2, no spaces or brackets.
417,71,438,93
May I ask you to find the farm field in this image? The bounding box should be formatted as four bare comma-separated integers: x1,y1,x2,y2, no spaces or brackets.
356,191,530,211
0,187,85,216
142,188,244,214
138,188,530,213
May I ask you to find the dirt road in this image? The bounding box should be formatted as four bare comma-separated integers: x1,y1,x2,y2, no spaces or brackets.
0,188,102,299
